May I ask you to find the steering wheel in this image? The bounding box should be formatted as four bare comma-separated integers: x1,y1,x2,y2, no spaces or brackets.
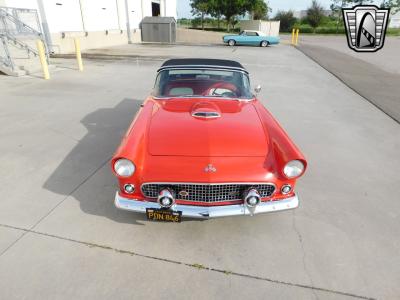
203,82,239,97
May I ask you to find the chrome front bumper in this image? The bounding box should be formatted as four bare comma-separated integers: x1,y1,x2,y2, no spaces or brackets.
114,192,299,219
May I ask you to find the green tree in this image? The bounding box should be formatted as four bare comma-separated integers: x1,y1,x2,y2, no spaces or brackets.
208,0,224,28
347,0,372,4
381,0,400,13
219,0,249,30
249,0,271,20
273,10,297,32
190,0,211,30
330,0,350,33
306,0,325,29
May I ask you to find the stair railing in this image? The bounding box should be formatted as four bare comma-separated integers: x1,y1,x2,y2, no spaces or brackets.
0,34,14,71
0,6,49,67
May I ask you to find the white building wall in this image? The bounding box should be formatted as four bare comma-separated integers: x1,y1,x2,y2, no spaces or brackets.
0,0,38,9
45,0,83,32
1,0,176,53
165,0,176,17
80,0,119,31
127,0,144,29
1,0,176,33
389,11,400,28
142,0,153,18
240,20,281,37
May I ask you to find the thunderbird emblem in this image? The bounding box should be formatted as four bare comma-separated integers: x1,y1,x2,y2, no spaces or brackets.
179,190,189,197
342,5,390,52
204,164,217,173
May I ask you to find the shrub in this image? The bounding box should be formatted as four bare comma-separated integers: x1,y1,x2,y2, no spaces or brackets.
191,18,202,28
306,0,325,28
387,28,400,36
273,10,297,32
296,25,314,33
315,27,345,34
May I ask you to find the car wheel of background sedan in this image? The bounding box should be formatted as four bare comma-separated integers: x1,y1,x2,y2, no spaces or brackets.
260,40,269,47
228,39,236,46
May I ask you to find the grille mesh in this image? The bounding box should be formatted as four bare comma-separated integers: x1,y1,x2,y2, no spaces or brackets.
141,183,275,203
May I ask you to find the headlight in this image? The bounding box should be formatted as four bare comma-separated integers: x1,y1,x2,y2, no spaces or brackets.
114,159,135,177
283,160,304,178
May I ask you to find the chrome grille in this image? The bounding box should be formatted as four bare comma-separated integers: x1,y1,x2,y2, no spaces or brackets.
141,183,275,203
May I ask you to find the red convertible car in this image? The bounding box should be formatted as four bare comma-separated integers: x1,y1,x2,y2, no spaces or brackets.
112,58,307,221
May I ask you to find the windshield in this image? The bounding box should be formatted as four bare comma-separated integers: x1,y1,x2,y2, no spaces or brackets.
153,68,253,99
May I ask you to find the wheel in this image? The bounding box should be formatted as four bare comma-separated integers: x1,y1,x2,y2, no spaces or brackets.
228,39,236,46
260,40,269,47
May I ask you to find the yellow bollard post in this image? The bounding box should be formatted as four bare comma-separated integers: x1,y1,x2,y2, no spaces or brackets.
295,29,300,46
74,38,83,71
291,28,295,45
36,40,50,79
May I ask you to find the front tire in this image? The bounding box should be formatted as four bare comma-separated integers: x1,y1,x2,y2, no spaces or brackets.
228,39,236,46
260,40,269,47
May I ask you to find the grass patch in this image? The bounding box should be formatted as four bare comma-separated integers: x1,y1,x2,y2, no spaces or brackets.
191,263,206,270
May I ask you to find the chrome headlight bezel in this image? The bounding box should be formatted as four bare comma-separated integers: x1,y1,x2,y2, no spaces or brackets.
114,159,135,177
283,160,304,179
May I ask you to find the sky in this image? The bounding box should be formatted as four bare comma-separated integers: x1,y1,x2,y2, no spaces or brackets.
176,0,382,19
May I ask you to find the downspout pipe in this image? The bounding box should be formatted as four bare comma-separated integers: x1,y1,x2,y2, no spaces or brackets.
36,0,53,53
78,0,86,32
124,0,132,43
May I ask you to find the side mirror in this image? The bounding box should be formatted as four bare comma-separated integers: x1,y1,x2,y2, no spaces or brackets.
254,84,261,95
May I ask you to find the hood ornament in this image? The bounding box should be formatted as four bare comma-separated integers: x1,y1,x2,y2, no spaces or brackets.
204,164,217,173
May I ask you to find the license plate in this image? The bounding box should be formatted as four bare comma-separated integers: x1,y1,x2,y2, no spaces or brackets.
146,208,182,222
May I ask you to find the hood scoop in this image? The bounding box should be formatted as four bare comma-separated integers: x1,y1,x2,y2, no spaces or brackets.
191,102,221,119
192,111,221,118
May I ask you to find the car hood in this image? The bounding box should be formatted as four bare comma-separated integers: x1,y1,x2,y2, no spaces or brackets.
148,98,268,157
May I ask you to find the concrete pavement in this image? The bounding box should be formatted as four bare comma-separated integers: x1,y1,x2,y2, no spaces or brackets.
297,36,400,123
298,35,400,75
0,43,399,299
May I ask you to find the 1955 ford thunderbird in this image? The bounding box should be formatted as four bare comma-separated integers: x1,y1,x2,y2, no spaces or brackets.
112,58,307,222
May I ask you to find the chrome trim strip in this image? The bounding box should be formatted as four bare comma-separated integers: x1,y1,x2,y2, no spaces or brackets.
152,95,254,102
140,182,277,200
114,192,299,219
157,66,249,74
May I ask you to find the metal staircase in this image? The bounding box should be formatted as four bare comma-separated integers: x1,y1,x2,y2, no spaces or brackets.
0,6,49,76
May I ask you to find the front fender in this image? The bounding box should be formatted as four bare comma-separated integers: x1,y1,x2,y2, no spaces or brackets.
253,101,307,180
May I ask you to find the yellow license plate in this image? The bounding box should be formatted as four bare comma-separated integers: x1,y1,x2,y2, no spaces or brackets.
146,208,182,222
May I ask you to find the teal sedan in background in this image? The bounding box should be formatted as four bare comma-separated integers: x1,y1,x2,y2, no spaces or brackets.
223,30,280,47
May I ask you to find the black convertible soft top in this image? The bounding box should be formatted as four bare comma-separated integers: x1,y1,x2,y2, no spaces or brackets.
158,58,247,73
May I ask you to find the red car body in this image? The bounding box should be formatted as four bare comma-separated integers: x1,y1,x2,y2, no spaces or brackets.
112,59,307,219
